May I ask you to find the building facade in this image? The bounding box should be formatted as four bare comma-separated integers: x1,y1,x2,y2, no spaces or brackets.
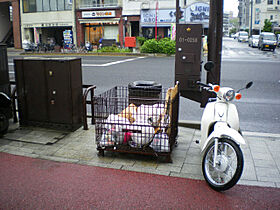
250,0,280,34
20,0,74,47
123,0,210,40
76,0,124,46
15,0,215,49
0,0,21,48
238,0,250,31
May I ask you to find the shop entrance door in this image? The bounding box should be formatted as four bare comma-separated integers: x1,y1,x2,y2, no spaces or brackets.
84,24,104,45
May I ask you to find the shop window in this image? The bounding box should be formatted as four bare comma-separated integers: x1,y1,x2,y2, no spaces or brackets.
23,0,71,12
50,0,58,10
36,0,43,11
267,0,273,5
43,0,50,11
65,0,72,10
80,0,117,8
58,0,65,10
23,0,37,12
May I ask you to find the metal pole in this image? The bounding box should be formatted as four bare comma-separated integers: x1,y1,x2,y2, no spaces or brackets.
155,1,158,40
176,0,180,24
207,0,223,85
250,0,253,36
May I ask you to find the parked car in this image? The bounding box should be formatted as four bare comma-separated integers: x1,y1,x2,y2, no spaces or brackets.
258,32,277,52
238,31,248,42
232,32,239,39
248,35,260,48
277,34,280,47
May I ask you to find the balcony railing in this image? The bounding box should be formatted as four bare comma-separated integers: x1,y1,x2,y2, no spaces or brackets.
79,0,119,9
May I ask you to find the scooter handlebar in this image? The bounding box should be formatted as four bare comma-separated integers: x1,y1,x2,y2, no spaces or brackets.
196,81,212,88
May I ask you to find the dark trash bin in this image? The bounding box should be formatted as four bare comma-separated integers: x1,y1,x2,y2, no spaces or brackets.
128,81,162,106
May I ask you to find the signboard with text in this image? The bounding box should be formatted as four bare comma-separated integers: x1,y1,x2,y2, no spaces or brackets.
141,9,183,26
82,11,116,18
185,2,209,25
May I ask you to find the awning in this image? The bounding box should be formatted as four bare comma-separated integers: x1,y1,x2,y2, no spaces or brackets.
79,18,120,24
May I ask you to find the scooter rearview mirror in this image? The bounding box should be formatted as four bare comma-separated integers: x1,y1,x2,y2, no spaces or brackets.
246,81,253,89
204,61,215,72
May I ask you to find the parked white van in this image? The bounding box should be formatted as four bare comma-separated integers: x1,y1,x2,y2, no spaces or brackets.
238,31,248,42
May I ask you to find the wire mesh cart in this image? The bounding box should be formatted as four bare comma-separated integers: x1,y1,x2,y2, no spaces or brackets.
94,83,179,162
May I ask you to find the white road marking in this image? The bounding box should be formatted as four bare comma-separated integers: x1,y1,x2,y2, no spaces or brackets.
8,57,145,68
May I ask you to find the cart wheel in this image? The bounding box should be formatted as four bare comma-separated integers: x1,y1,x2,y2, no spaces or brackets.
166,155,172,163
98,150,105,157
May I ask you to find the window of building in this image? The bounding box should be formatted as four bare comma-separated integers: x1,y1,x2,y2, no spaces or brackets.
256,0,261,3
270,15,273,20
23,0,37,12
23,0,72,13
278,0,280,5
267,0,273,5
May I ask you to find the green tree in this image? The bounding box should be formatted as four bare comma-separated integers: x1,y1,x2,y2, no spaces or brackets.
263,19,272,32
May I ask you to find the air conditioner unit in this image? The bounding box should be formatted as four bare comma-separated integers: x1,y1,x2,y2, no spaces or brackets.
141,2,150,10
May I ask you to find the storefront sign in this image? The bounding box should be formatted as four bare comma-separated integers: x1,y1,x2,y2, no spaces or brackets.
255,8,260,24
185,2,209,24
23,22,72,28
82,11,116,18
141,9,180,26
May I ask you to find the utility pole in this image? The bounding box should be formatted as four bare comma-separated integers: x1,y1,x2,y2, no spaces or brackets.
207,0,223,85
250,0,253,36
176,0,180,24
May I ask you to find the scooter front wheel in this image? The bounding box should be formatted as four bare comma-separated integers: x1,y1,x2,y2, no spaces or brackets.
202,138,244,191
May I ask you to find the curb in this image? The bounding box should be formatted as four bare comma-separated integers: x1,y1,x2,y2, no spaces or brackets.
178,120,201,130
178,120,280,138
19,52,174,57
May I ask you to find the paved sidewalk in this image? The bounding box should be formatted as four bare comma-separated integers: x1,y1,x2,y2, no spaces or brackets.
1,121,280,189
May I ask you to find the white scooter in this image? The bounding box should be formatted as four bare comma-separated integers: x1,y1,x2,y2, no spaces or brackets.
197,61,253,191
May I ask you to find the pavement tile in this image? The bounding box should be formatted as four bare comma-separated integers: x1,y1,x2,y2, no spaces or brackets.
39,155,79,164
184,153,201,164
255,167,280,178
266,141,280,152
253,159,278,168
251,152,273,161
181,163,202,176
258,176,280,183
241,162,257,181
133,160,158,169
156,164,181,173
170,172,204,180
121,165,170,176
5,150,38,158
238,180,277,188
111,158,136,166
79,160,123,170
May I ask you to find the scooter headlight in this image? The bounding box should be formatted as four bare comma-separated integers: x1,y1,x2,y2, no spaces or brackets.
223,90,235,101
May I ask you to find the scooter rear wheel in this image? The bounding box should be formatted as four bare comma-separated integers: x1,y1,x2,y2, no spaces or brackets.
202,138,244,191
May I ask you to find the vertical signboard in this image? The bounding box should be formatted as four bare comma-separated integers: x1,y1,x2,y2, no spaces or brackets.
175,24,203,103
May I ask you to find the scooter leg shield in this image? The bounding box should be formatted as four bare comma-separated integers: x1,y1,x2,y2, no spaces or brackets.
202,122,246,153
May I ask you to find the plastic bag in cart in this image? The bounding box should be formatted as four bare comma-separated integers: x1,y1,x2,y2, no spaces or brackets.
150,133,170,152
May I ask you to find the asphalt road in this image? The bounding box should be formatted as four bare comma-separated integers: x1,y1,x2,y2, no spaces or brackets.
7,38,280,134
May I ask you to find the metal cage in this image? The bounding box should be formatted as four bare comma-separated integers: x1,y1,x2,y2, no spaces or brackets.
94,86,179,162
